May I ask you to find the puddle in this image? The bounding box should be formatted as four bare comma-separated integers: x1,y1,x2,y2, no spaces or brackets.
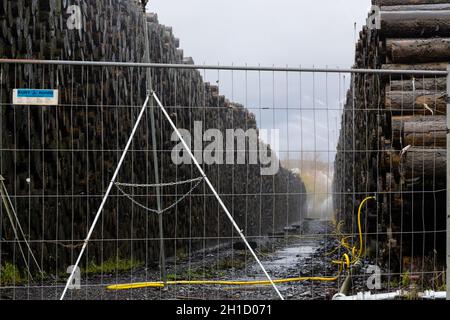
264,245,315,269
249,241,318,280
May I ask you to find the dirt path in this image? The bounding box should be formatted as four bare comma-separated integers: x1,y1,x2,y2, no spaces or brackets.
5,220,372,300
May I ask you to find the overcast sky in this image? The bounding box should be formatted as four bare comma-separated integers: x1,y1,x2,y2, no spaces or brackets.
147,0,372,163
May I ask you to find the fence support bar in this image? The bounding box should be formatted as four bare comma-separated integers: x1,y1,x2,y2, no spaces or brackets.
446,65,450,301
0,59,448,76
60,95,151,300
143,14,167,285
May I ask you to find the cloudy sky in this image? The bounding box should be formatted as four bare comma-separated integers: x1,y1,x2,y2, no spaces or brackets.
148,0,372,163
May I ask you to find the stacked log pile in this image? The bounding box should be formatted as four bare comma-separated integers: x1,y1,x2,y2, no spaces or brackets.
0,0,306,273
334,0,448,271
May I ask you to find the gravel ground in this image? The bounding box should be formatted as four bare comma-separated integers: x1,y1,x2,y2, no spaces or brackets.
2,220,378,300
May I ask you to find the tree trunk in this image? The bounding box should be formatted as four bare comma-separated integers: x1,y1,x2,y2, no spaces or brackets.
392,115,447,147
374,0,450,6
382,62,448,71
380,10,450,38
404,115,447,147
400,147,446,188
378,3,450,10
381,63,447,79
387,38,450,63
385,91,447,115
381,146,401,170
388,78,446,91
391,115,414,147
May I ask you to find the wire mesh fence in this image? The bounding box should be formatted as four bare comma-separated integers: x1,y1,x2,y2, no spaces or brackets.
0,60,447,300
335,72,448,299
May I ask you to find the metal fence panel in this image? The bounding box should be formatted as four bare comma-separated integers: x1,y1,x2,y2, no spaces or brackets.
0,60,447,300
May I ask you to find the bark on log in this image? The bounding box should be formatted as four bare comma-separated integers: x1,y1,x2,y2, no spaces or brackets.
374,0,450,6
381,62,448,71
400,147,446,188
385,91,447,115
404,115,447,146
379,10,450,38
392,115,447,147
392,115,414,147
381,146,401,169
388,78,446,91
381,63,448,80
387,38,450,63
380,3,450,11
385,173,400,191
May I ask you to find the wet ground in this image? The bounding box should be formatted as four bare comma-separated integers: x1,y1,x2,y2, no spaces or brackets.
3,220,375,300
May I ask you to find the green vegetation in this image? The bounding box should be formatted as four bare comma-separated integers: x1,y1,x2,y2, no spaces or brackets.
389,277,399,289
175,248,189,262
388,268,446,299
83,258,143,275
0,263,22,286
401,271,411,287
168,268,227,281
216,256,247,270
167,255,248,281
434,272,446,292
167,268,223,281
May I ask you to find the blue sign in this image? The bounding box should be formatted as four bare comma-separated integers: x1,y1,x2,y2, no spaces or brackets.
17,89,55,98
13,88,59,106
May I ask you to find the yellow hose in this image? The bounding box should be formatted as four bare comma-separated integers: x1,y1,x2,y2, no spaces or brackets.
357,196,376,258
107,273,341,290
106,196,375,291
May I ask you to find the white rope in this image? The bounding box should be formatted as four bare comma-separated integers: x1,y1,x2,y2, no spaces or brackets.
115,176,203,188
423,103,434,115
114,177,204,215
400,145,412,158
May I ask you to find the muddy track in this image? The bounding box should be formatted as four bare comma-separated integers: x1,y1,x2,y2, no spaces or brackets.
3,220,377,300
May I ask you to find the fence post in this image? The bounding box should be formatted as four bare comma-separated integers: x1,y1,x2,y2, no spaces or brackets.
447,65,450,300
144,15,167,285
